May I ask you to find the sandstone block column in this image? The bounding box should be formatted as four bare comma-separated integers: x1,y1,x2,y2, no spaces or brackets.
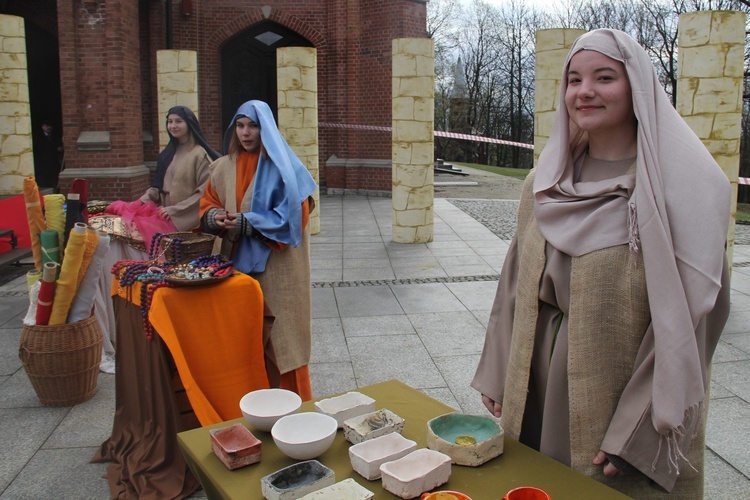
677,11,745,265
157,50,199,150
534,28,586,165
277,47,320,235
392,38,434,243
0,14,33,195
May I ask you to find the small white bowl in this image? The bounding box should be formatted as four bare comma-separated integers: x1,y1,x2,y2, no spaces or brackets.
272,412,338,460
240,388,302,432
314,391,376,428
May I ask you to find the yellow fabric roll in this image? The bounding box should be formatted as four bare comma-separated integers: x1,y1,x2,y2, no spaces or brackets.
26,269,42,294
49,225,86,325
75,227,99,290
22,177,46,270
43,194,66,249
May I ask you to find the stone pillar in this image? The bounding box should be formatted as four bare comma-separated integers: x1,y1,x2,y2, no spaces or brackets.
277,47,320,235
392,38,434,243
156,50,199,150
0,15,32,195
677,11,745,265
534,28,586,165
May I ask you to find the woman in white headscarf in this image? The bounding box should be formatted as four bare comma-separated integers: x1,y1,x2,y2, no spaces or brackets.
200,100,317,401
472,29,731,497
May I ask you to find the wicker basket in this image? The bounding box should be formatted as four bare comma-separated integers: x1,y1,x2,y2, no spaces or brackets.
19,315,103,406
157,232,216,264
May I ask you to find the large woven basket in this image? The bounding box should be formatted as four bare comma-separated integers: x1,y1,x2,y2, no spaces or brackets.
19,315,103,406
157,232,215,264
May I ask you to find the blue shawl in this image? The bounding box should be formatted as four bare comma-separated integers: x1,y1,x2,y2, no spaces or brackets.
223,100,317,273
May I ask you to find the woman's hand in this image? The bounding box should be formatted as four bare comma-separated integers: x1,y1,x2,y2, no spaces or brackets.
593,451,625,477
157,206,170,220
481,394,502,418
213,210,237,230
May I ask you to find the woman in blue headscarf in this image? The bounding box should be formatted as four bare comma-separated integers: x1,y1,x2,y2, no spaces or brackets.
200,100,317,400
140,105,220,231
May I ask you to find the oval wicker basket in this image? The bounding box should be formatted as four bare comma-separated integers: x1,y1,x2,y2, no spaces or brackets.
157,232,216,264
19,315,103,406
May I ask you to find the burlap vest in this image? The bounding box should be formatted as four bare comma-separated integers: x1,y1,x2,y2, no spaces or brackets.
208,156,312,374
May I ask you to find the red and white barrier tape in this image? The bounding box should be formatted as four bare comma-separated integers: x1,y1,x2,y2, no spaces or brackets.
319,122,534,150
740,177,750,185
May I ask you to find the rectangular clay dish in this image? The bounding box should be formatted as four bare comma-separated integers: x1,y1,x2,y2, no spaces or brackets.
299,478,374,499
343,408,405,444
349,432,418,480
209,423,261,470
380,449,452,499
261,460,335,500
314,391,376,428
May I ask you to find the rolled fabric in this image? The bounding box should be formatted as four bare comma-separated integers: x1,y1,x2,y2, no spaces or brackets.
75,226,99,290
23,280,41,326
39,229,60,279
35,262,57,326
69,178,89,222
64,192,84,249
22,177,46,270
26,268,42,294
68,230,110,324
43,193,66,248
49,223,86,325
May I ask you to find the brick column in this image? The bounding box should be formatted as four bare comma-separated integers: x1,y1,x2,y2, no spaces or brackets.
677,11,745,265
392,38,434,244
534,28,586,165
156,50,199,150
277,47,320,235
0,15,33,195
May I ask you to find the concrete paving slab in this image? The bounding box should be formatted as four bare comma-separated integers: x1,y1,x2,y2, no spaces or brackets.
310,318,349,363
0,407,68,491
343,257,392,269
0,368,47,408
728,290,750,311
334,286,403,317
705,396,750,478
0,298,26,329
408,311,486,357
470,309,491,329
309,362,356,399
311,268,343,282
392,266,448,280
722,332,750,354
0,447,110,499
445,281,499,311
703,448,750,499
0,327,21,376
314,257,343,269
347,334,446,389
420,387,461,411
388,256,441,269
341,315,415,337
712,340,750,363
390,283,466,314
43,374,115,448
711,359,750,402
311,288,339,318
431,354,487,417
343,267,396,281
722,309,750,335
441,263,497,277
709,381,734,400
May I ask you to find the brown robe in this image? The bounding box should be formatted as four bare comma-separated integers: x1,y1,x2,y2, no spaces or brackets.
141,146,211,231
472,167,730,498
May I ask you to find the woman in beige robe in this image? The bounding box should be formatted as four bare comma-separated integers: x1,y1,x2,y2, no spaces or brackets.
140,106,220,231
472,29,731,498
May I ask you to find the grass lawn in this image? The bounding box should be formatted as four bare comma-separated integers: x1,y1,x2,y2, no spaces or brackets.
450,162,531,179
738,203,750,223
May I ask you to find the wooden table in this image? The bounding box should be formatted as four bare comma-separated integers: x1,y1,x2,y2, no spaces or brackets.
178,380,628,499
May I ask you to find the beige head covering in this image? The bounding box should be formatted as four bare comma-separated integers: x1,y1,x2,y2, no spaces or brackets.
534,29,730,438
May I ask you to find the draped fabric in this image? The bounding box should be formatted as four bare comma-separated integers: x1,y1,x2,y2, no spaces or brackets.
219,100,317,273
49,224,86,325
532,28,730,442
22,177,45,270
68,230,110,324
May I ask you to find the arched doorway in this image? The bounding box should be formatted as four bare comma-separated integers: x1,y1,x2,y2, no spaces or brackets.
221,21,313,131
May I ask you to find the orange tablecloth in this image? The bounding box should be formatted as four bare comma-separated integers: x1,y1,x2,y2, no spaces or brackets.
93,272,271,499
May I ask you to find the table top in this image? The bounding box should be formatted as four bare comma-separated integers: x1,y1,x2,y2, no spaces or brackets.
177,379,628,499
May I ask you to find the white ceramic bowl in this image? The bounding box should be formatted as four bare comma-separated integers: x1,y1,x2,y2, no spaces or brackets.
271,412,338,460
240,388,302,432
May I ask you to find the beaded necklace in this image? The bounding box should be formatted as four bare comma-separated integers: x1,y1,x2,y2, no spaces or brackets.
111,235,232,341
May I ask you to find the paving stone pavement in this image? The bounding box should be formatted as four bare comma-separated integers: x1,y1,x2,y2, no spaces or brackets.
0,195,748,499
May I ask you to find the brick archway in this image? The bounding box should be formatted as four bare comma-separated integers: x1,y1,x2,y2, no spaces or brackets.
200,9,326,149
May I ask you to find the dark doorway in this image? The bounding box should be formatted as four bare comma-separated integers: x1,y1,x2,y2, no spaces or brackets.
221,21,313,131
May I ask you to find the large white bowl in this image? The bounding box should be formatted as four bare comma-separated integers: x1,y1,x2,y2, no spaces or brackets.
240,389,302,432
271,412,338,460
